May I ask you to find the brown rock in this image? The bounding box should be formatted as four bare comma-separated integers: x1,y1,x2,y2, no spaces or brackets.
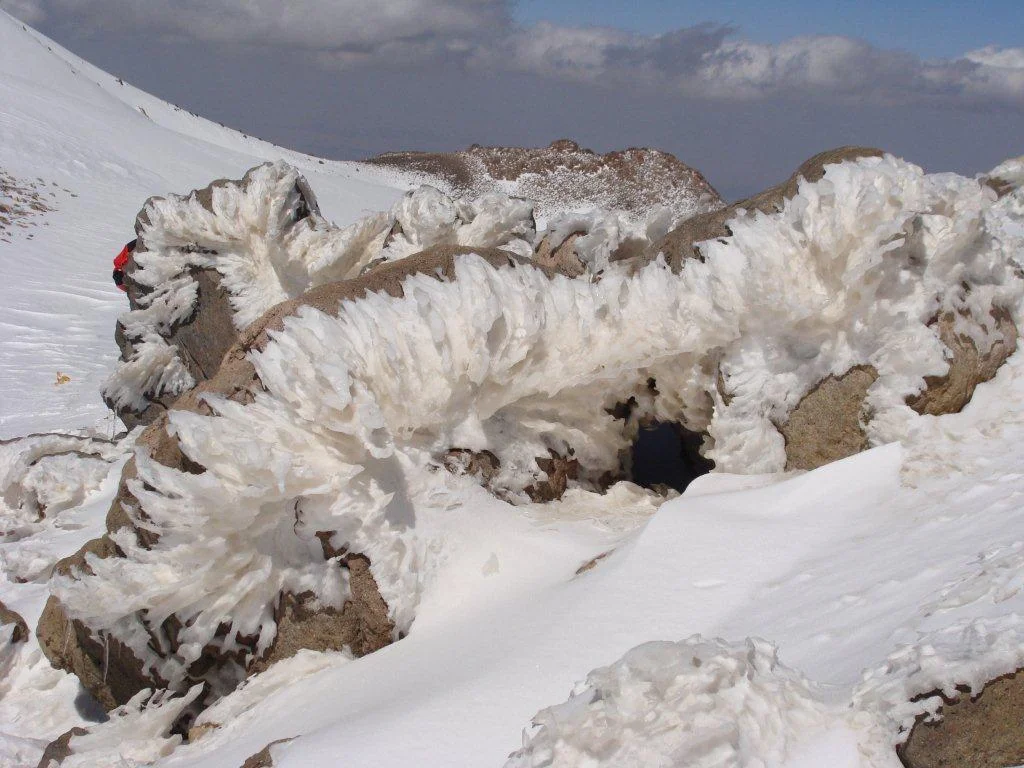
0,600,28,644
240,739,293,768
643,147,886,272
366,140,723,221
533,232,585,277
111,168,318,428
35,726,89,768
525,451,580,502
781,365,878,471
898,670,1024,768
251,555,393,674
908,309,1018,416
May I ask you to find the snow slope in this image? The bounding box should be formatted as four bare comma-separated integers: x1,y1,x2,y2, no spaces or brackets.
2,10,1024,768
0,9,414,439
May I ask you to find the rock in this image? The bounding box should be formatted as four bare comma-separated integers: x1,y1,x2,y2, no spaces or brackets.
525,451,580,502
250,555,393,675
908,310,1018,416
780,365,878,471
643,147,886,271
240,739,293,768
40,245,565,712
0,600,28,644
532,231,585,277
35,726,89,768
366,140,723,221
898,670,1024,768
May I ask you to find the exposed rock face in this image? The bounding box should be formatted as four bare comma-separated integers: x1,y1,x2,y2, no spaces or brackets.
899,671,1024,768
35,726,89,768
532,231,585,277
39,245,563,712
0,599,27,644
366,139,723,221
644,147,886,271
781,366,878,471
907,310,1018,416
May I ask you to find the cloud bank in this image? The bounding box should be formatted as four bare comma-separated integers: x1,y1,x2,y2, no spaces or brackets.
6,0,1021,111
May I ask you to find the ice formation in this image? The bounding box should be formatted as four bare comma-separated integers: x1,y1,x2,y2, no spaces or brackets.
101,163,541,417
505,636,866,768
52,153,1024,710
0,431,134,543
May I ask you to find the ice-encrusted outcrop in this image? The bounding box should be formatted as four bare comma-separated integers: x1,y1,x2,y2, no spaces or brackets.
43,151,1024,718
103,163,541,426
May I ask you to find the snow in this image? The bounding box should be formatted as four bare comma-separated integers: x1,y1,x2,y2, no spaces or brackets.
0,9,417,440
2,8,1024,768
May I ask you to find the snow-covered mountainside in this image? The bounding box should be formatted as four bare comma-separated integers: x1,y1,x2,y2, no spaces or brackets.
0,9,417,440
3,9,1024,768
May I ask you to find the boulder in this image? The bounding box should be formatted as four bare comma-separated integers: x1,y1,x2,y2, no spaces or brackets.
780,366,878,471
40,245,563,712
898,670,1024,768
642,147,886,271
0,599,27,644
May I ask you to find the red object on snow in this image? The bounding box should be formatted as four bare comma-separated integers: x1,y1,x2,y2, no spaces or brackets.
112,239,137,292
113,244,131,271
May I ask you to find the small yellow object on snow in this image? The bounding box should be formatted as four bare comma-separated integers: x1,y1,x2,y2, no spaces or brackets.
55,371,70,386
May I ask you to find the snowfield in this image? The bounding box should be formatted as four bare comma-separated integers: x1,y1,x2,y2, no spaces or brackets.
3,8,1024,768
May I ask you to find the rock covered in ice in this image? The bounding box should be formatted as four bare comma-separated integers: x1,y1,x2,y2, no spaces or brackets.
40,246,556,712
47,149,1024,720
103,164,544,427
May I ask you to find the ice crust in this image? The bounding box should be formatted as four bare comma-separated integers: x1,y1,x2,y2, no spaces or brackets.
51,154,1024,709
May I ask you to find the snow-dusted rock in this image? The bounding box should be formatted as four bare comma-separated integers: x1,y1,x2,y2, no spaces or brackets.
366,139,724,221
899,669,1024,768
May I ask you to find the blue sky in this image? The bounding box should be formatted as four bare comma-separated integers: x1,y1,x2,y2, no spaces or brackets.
514,0,1023,58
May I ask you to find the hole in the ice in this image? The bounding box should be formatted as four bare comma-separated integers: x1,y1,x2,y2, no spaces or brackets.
631,421,714,493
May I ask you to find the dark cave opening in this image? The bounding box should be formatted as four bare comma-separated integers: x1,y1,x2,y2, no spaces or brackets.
631,421,715,493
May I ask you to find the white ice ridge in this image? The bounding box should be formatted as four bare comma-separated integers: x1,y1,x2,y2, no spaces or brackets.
58,154,1024,696
100,162,540,413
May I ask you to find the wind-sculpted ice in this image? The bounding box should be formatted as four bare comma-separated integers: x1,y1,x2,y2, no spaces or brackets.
101,164,539,415
60,154,1023,701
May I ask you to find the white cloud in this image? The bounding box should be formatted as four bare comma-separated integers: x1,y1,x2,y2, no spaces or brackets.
0,0,45,24
46,0,510,51
19,0,1024,111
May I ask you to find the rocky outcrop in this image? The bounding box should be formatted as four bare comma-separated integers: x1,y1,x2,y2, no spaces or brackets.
643,147,886,271
39,245,563,712
366,139,723,221
898,670,1024,768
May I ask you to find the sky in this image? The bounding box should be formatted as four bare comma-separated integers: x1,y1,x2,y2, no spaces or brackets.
1,0,1022,200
